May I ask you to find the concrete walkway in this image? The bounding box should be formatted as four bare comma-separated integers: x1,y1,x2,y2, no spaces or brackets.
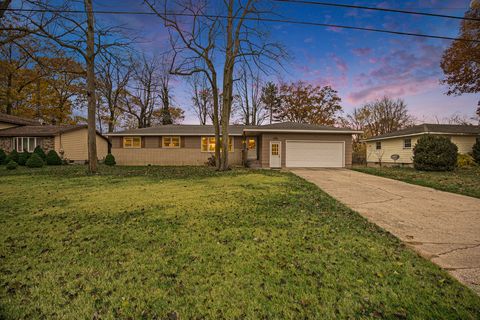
292,168,480,294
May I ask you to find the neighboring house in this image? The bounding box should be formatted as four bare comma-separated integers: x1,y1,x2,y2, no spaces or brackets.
106,122,362,168
364,124,480,166
0,113,109,163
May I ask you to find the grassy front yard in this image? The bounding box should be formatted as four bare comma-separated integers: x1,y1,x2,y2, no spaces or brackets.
353,166,480,199
1,166,479,319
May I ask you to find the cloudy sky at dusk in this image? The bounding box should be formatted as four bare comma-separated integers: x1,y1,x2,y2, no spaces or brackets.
94,0,479,124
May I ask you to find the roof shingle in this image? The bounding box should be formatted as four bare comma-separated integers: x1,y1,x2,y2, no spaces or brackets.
364,124,480,141
0,125,87,137
0,113,40,126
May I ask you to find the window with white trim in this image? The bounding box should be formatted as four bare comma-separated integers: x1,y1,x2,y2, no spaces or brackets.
123,137,141,148
376,141,382,150
201,137,233,152
403,138,412,149
13,137,40,153
162,136,180,148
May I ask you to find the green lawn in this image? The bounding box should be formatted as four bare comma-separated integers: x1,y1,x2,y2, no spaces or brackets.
1,166,479,319
353,166,480,199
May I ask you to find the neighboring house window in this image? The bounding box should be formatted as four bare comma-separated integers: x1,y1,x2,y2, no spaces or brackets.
404,138,412,149
163,136,180,148
13,137,39,152
376,141,382,150
123,137,141,148
201,137,233,152
247,138,256,150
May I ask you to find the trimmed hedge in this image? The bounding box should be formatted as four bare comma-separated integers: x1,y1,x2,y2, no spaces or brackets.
473,138,480,164
6,160,17,170
46,150,62,165
413,135,458,171
18,152,31,166
7,150,19,164
33,145,46,160
0,149,6,165
104,153,116,166
26,153,44,168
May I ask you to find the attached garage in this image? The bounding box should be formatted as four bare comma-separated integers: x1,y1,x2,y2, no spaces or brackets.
285,140,345,168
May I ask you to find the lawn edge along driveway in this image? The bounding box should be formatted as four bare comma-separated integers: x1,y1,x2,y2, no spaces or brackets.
292,168,480,295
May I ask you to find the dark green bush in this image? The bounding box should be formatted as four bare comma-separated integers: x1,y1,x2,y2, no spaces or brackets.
473,138,480,164
413,135,458,171
6,160,17,170
0,149,6,165
104,153,116,166
7,149,19,163
17,152,31,166
33,145,46,160
26,153,44,168
46,150,62,165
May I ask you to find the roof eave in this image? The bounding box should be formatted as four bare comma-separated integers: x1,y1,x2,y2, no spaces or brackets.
243,129,363,134
363,131,480,142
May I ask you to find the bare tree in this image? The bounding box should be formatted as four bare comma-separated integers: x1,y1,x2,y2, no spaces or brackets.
190,73,213,125
96,53,131,133
16,1,127,172
123,54,160,128
144,0,286,170
260,81,280,124
234,64,267,125
0,0,12,20
158,54,174,125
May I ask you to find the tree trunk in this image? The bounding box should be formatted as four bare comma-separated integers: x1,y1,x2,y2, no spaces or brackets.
85,0,98,173
6,72,12,114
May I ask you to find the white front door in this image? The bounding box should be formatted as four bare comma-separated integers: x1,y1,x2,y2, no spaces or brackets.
269,141,281,168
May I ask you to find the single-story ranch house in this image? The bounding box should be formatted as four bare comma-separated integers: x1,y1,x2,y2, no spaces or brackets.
364,124,480,166
107,122,362,168
0,113,108,163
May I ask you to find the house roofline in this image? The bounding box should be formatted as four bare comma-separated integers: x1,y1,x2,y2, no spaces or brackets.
105,133,244,137
243,129,363,134
363,131,480,142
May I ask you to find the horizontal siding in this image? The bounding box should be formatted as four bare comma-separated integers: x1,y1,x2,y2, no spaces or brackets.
366,134,479,164
111,135,243,166
260,133,353,168
55,129,108,161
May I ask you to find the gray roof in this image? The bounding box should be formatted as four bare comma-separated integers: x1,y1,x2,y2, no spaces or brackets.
107,122,360,136
365,124,480,141
0,113,40,126
0,125,86,136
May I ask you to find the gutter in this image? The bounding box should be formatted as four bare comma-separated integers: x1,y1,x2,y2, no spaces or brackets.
242,129,363,134
362,131,480,142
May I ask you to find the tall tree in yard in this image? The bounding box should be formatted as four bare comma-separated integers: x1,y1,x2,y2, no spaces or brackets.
19,1,126,173
261,81,280,124
234,65,267,125
275,81,342,125
144,0,285,170
440,3,479,115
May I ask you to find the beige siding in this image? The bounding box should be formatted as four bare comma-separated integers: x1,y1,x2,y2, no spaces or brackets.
0,122,19,130
366,137,418,164
55,128,108,162
111,135,243,166
260,133,353,168
451,136,477,154
366,134,479,164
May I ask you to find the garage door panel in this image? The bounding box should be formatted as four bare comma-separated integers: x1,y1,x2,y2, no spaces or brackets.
286,141,344,168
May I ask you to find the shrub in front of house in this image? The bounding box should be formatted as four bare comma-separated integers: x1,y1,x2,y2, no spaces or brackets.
413,135,458,171
33,145,46,160
457,153,476,168
6,160,18,170
18,152,31,166
0,149,6,164
6,150,19,164
473,138,480,164
104,153,116,166
26,153,44,168
46,150,62,165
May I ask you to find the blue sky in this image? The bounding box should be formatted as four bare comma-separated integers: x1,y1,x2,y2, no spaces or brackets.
93,0,479,124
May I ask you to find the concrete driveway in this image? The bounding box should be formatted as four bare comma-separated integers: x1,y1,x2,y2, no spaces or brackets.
292,168,480,294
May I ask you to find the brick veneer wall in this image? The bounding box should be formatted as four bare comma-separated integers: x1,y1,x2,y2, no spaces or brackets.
0,136,55,153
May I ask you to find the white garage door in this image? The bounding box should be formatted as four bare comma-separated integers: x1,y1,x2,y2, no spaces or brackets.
286,141,344,168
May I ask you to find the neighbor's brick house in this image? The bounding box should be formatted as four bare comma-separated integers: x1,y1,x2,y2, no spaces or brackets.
0,113,108,163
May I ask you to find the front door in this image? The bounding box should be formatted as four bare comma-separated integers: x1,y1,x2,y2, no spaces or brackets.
269,141,281,168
